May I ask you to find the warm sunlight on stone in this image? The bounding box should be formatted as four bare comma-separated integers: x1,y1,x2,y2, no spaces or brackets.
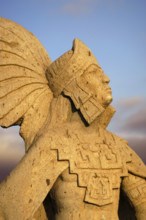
0,18,145,220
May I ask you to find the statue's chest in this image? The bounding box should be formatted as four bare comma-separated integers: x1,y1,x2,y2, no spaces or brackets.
50,128,128,206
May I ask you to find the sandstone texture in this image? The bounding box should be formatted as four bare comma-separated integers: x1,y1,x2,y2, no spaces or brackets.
0,17,146,220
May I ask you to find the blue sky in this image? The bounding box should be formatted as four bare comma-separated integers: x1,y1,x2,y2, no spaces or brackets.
1,0,145,98
0,0,146,182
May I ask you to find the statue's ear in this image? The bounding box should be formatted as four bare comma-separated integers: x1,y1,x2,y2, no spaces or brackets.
63,78,91,109
63,79,104,124
0,17,53,150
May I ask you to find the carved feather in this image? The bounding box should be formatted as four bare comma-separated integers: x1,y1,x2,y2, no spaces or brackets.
0,17,53,147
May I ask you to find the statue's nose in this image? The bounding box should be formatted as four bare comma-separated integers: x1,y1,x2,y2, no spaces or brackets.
103,73,110,83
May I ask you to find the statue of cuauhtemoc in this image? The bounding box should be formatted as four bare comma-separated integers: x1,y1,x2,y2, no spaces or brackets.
0,17,145,220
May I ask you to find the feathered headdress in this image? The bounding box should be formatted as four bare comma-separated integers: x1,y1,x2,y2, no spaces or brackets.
0,17,53,149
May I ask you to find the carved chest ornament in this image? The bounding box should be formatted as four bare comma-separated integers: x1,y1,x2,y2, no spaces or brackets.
50,128,131,206
0,17,146,220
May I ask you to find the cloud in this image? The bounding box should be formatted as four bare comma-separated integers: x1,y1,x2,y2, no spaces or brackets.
123,108,146,132
0,126,25,183
0,127,25,163
0,162,18,183
117,97,146,133
61,0,98,15
117,96,144,110
109,96,146,164
60,0,125,16
110,96,146,132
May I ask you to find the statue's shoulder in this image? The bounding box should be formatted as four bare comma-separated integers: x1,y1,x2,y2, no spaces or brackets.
109,131,146,179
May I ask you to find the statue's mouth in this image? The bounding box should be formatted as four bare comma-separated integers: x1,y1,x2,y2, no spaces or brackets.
106,87,112,93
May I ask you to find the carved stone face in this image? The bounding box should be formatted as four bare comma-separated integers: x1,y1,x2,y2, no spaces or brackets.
78,65,113,108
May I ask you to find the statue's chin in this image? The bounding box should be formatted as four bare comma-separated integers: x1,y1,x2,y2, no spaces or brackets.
104,95,113,107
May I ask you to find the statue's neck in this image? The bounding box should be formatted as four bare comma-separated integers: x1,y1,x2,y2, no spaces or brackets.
69,109,103,133
49,95,116,133
70,99,116,133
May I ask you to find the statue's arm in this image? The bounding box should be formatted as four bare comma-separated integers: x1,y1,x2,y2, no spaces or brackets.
0,134,68,220
122,173,146,220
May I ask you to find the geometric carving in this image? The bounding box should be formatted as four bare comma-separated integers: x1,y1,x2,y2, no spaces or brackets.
0,17,146,220
129,182,146,206
50,127,129,206
85,174,113,206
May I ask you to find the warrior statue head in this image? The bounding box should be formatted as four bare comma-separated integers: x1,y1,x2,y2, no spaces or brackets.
46,39,113,124
0,17,114,148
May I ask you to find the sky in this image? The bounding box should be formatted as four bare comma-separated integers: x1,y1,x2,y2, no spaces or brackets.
0,0,146,183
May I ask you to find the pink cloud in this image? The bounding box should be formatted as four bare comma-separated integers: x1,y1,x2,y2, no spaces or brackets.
0,126,25,183
0,127,25,163
127,135,146,163
124,108,146,131
109,96,146,164
61,0,125,15
110,96,146,131
61,0,98,15
117,96,144,110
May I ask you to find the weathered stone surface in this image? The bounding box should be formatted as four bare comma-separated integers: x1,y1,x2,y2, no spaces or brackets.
0,17,146,220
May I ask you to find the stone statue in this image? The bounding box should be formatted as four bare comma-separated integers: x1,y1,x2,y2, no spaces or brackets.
0,17,145,220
